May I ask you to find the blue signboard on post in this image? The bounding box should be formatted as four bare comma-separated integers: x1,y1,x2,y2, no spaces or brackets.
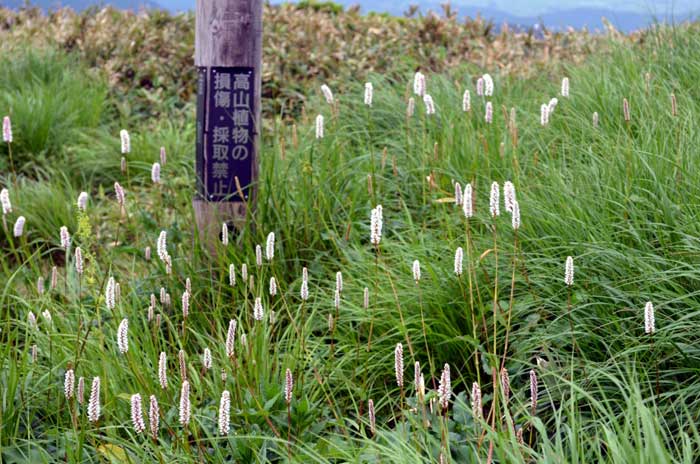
196,66,255,202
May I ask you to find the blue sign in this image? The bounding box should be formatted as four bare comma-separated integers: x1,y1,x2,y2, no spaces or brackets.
196,66,255,202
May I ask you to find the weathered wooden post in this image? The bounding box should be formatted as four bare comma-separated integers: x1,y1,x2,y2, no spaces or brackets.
194,0,263,245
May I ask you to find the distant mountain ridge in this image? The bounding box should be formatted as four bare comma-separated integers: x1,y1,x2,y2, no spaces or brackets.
3,0,162,10
3,1,698,32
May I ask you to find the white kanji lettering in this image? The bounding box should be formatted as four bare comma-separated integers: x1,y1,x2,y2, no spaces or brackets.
233,73,250,91
214,91,231,108
213,126,229,144
214,73,231,90
212,144,229,161
231,127,249,144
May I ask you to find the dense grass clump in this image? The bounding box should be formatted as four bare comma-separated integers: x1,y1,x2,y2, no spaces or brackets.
2,17,700,463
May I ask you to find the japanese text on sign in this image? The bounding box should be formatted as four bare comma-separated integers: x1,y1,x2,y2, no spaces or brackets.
196,66,255,201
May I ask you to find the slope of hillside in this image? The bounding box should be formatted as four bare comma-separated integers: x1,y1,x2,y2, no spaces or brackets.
0,3,629,120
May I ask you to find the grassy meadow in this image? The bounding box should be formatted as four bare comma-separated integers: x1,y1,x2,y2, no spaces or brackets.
1,5,700,463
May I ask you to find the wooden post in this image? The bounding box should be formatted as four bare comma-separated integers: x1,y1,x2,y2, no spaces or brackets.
194,0,263,246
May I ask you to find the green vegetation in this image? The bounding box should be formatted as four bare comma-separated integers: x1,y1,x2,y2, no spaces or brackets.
1,7,700,463
0,4,611,119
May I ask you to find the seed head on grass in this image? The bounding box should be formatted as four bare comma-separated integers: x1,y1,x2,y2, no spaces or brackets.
159,146,167,166
87,377,100,423
0,188,11,214
106,277,116,310
218,390,231,435
592,111,599,128
414,361,421,390
320,84,334,104
256,244,262,267
530,369,538,415
300,272,309,301
561,77,570,97
462,89,471,112
512,201,521,230
158,352,168,389
114,182,125,207
370,205,383,245
77,377,85,404
489,182,500,217
72,247,83,275
64,369,75,400
241,263,248,281
226,320,237,358
151,162,161,184
623,98,631,122
266,232,275,261
229,264,236,286
454,182,463,206
485,101,493,123
645,301,656,334
363,287,369,309
454,247,463,276
364,82,373,106
565,256,574,286
181,291,190,319
394,343,404,387
2,116,12,142
412,260,421,283
476,77,484,96
131,394,145,434
254,297,264,321
149,395,159,439
120,129,130,154
221,222,229,246
471,382,482,419
13,216,25,237
463,183,473,218
407,97,415,117
368,399,376,436
179,380,190,426
315,114,324,139
438,364,451,410
548,98,558,114
540,104,550,126
483,73,494,96
179,350,187,380
203,348,212,371
413,72,425,96
157,231,171,264
284,368,294,404
500,367,510,403
269,277,277,297
117,318,129,354
423,94,436,115
503,181,516,213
